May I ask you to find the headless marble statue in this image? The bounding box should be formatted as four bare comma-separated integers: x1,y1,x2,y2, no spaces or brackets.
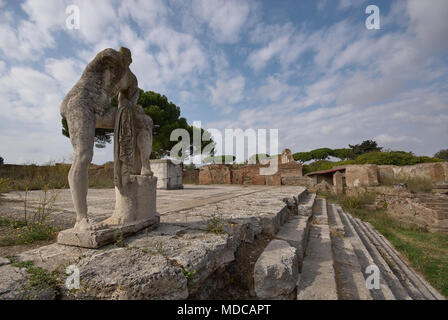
60,47,155,233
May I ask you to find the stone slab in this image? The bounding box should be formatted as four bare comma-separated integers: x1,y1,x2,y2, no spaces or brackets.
297,199,338,300
254,239,298,300
57,215,160,248
275,216,310,270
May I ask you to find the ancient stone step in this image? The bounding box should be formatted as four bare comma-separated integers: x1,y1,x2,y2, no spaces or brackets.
275,215,311,271
254,239,299,300
337,207,408,300
350,217,426,299
298,193,316,217
327,204,373,300
363,221,445,300
297,198,338,300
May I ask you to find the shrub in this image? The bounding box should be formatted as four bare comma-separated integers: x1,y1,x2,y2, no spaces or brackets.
303,151,442,174
434,149,448,161
303,160,337,175
353,151,443,166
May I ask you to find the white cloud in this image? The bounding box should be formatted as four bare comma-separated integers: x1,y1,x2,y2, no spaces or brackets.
146,26,208,82
0,60,6,74
375,134,422,145
118,0,168,28
0,0,68,61
338,0,363,10
407,0,448,52
192,0,254,43
1,0,448,164
257,76,298,102
0,67,61,124
45,58,84,93
208,75,245,114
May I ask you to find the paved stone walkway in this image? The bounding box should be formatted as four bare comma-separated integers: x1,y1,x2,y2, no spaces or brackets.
0,185,275,229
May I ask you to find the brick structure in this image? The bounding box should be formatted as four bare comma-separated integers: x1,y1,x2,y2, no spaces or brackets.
198,161,302,186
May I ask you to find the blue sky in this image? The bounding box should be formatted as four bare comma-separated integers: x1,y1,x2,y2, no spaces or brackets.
0,0,447,164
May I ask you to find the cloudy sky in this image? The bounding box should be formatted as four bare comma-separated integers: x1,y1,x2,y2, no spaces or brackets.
0,0,447,164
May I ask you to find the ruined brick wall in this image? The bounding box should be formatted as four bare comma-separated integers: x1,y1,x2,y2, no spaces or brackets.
182,169,199,184
199,164,232,184
198,162,302,186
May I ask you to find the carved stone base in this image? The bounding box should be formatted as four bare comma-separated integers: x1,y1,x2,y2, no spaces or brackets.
57,215,160,248
57,175,159,248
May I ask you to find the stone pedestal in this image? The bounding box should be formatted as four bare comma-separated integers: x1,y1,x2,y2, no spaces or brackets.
57,175,159,248
150,159,183,189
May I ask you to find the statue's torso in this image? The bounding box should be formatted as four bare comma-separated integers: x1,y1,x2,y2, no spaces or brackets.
61,48,128,117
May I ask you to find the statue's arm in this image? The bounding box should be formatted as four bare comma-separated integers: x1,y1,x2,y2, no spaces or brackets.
126,70,139,107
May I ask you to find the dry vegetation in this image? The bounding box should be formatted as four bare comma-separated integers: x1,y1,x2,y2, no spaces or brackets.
0,163,114,192
0,162,114,250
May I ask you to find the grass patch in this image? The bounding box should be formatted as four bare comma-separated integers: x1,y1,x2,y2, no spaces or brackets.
0,218,56,246
0,176,61,247
13,260,62,299
322,192,448,298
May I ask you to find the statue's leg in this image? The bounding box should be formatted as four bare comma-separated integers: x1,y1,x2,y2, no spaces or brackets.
137,129,153,176
66,111,96,231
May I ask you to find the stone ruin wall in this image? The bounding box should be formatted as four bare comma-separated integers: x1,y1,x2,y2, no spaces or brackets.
343,162,448,234
344,162,448,188
198,162,303,186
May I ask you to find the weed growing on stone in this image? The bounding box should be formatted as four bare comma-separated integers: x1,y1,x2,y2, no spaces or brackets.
12,260,62,299
0,217,56,246
114,230,126,247
156,240,165,255
182,268,196,282
0,173,62,247
203,205,231,234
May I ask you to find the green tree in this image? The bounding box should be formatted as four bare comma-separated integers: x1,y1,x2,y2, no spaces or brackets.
293,152,313,163
0,156,3,165
353,151,442,166
348,140,382,158
309,148,333,160
331,148,353,160
62,90,215,159
435,149,448,161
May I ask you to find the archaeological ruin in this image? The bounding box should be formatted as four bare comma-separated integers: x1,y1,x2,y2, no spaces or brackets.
0,47,446,302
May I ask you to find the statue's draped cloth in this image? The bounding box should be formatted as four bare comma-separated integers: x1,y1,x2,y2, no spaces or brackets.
114,104,136,189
